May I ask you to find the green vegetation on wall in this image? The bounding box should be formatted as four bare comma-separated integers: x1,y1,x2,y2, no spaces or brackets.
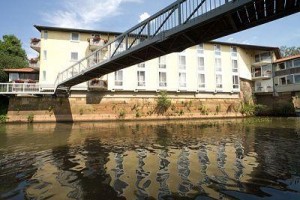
155,91,171,115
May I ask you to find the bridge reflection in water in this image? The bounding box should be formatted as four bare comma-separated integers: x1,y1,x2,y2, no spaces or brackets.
1,119,300,199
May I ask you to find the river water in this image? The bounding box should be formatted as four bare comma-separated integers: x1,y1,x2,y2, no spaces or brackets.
0,118,300,200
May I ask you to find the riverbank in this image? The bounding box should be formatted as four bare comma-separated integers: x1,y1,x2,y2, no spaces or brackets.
5,92,244,123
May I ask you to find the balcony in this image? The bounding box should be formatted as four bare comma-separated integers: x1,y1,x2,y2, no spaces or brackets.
275,84,300,93
254,85,273,93
88,79,107,91
29,58,40,69
88,36,108,51
252,66,272,80
30,38,41,52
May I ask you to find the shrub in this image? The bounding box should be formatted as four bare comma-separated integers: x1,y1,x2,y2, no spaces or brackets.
215,104,221,114
0,115,7,123
198,103,208,115
272,101,295,116
155,91,171,115
119,110,126,118
27,113,34,123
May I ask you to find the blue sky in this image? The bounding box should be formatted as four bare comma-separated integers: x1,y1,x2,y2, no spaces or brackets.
0,0,300,59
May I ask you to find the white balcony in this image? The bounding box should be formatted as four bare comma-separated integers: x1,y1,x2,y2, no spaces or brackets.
254,85,273,93
252,65,272,80
30,38,41,52
89,37,108,51
275,84,300,93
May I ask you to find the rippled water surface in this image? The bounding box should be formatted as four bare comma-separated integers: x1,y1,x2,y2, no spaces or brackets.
1,118,300,200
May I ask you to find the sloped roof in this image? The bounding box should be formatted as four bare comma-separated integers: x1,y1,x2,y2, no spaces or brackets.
3,68,39,73
274,54,300,63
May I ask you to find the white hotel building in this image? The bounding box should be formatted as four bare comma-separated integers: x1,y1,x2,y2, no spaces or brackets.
27,25,279,98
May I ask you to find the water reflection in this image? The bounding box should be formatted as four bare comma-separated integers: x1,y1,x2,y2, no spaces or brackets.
0,118,300,199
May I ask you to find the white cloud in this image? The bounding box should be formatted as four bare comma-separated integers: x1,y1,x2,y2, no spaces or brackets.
42,0,141,29
139,12,150,22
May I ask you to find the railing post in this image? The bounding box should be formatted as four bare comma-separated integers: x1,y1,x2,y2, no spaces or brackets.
178,1,182,25
125,34,128,50
147,22,151,38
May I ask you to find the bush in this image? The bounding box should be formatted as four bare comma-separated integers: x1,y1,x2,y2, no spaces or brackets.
0,115,7,123
155,91,171,115
119,110,126,118
27,113,34,123
272,101,295,116
240,103,256,116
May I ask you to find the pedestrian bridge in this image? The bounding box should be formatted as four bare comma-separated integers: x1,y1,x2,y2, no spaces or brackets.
1,0,299,95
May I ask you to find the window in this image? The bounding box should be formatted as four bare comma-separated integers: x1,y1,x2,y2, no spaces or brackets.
232,60,238,72
197,44,204,54
215,58,222,72
179,72,186,87
295,74,300,84
197,57,204,71
255,54,260,62
178,55,186,70
280,77,287,85
43,31,48,39
278,63,285,70
159,56,166,68
287,75,294,84
232,75,239,89
43,71,46,81
115,70,123,86
286,60,293,68
71,33,79,41
216,74,222,88
214,44,221,56
137,71,145,87
256,82,262,91
253,67,261,77
159,72,167,87
9,73,19,81
294,59,300,68
43,50,47,60
261,52,271,62
231,46,237,57
198,74,205,88
71,52,78,61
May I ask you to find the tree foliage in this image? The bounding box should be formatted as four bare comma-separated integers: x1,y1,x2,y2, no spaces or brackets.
280,46,300,57
0,35,28,82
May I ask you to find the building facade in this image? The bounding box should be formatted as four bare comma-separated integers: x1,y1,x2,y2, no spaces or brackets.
30,25,279,98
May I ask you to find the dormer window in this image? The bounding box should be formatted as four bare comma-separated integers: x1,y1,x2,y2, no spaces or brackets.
71,33,79,41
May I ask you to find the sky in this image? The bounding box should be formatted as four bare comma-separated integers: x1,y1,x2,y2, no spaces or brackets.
0,0,300,59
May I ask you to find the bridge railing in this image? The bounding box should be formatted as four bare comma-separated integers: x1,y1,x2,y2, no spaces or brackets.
55,0,233,88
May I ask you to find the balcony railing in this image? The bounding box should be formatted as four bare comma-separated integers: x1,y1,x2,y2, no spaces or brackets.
254,86,273,93
89,37,108,51
29,62,40,69
252,70,272,79
30,38,41,52
0,83,54,95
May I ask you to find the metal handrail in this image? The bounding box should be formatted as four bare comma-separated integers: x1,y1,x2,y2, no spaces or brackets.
55,0,233,88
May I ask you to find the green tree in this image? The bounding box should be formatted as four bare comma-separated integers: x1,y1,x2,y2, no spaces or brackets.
0,35,28,82
280,46,300,57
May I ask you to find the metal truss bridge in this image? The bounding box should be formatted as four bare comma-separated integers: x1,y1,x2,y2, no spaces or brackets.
55,0,300,91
